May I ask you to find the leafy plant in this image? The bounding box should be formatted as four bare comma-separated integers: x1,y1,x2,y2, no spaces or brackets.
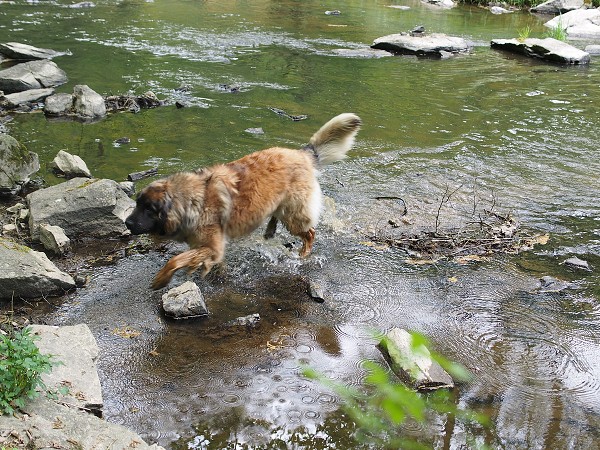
518,25,531,42
545,18,568,41
0,327,53,415
304,331,489,449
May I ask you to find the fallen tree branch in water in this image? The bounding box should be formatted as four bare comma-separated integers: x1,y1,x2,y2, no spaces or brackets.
364,209,549,263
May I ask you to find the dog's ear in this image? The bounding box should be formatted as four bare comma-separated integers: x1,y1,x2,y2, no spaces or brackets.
158,192,173,224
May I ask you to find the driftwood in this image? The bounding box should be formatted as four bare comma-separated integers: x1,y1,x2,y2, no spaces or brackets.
365,209,549,262
105,91,163,113
127,167,158,182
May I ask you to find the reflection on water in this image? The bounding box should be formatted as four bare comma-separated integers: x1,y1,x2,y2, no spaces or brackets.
2,0,600,448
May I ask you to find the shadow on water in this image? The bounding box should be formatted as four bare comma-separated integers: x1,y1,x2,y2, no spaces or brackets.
2,0,600,448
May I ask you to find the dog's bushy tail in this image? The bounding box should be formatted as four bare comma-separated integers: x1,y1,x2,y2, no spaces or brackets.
307,113,362,166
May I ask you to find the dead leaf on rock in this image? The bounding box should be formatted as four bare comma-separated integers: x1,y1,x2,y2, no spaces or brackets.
454,254,488,264
448,276,458,283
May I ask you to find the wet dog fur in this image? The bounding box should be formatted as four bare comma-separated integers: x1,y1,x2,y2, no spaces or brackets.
125,113,362,289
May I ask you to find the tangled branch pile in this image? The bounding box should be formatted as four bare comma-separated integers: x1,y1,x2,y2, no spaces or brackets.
104,91,163,113
364,210,548,264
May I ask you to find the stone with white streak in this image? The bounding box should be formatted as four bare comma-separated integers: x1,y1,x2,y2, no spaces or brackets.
377,328,454,390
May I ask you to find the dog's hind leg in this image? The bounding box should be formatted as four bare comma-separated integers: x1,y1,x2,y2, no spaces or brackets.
264,216,278,239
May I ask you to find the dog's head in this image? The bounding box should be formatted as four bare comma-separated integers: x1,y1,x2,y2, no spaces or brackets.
125,180,172,236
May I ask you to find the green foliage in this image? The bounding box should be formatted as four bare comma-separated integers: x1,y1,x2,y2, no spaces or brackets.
544,16,567,41
304,331,489,449
0,327,53,415
518,25,531,42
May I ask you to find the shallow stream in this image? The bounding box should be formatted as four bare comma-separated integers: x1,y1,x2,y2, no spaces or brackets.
2,0,600,448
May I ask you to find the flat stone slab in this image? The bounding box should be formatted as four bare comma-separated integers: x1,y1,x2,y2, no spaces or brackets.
28,324,102,414
0,42,67,60
377,328,454,391
491,38,590,65
371,33,471,57
2,87,54,107
531,0,583,14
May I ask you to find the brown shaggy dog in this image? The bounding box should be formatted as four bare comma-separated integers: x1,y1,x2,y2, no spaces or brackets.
125,113,362,289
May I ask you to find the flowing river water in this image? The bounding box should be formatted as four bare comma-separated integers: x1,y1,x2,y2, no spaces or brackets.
2,0,600,448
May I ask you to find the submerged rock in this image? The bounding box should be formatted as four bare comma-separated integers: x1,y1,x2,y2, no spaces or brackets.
0,134,40,196
224,313,261,328
49,149,93,178
162,281,209,318
586,44,600,55
562,256,592,272
377,328,454,391
0,60,67,94
536,275,576,293
0,237,75,299
491,38,590,65
371,33,472,57
27,177,135,240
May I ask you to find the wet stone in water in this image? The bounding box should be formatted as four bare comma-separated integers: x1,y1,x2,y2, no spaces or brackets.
162,281,209,319
563,256,592,272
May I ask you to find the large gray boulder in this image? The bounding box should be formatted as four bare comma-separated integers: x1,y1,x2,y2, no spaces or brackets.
27,177,135,240
44,84,106,120
531,0,584,14
0,59,67,94
0,42,67,60
0,238,76,299
545,8,600,38
491,37,590,64
371,33,471,57
0,134,40,195
73,84,106,119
